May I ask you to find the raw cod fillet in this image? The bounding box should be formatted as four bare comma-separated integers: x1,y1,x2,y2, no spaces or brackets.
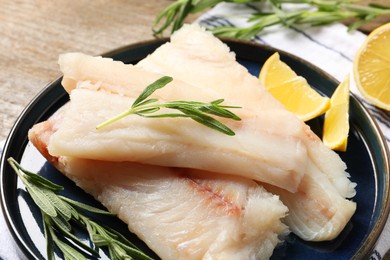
136,24,356,199
50,24,357,241
28,108,289,260
263,162,356,241
52,26,356,241
50,55,308,193
135,24,357,241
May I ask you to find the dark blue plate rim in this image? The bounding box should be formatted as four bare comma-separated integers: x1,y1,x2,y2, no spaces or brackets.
0,38,389,259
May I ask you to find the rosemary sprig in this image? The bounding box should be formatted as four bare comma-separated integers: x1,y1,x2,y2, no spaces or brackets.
7,157,154,260
153,0,390,38
96,76,241,136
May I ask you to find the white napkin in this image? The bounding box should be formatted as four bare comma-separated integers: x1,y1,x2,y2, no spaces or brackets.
197,2,390,259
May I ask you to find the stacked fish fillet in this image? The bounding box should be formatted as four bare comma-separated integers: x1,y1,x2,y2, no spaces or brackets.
28,24,356,259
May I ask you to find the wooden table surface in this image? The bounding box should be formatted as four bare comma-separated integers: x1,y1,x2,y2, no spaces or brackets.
0,0,389,141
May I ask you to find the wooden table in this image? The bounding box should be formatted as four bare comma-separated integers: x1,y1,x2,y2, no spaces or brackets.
0,0,389,141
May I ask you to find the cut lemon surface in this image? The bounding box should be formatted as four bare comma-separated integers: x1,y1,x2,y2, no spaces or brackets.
353,22,390,111
323,75,350,152
259,52,298,87
259,52,330,121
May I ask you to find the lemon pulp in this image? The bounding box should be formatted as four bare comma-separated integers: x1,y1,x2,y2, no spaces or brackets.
353,22,390,111
323,75,350,152
259,52,330,121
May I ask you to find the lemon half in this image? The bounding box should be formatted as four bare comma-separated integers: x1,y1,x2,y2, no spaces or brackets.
353,22,390,111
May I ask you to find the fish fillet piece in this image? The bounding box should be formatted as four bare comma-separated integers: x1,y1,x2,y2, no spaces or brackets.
136,23,356,198
263,160,356,241
135,24,357,240
51,24,356,240
50,55,309,193
28,109,289,260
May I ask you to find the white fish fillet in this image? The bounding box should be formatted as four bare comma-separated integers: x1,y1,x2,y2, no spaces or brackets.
263,160,356,241
135,24,357,241
28,109,289,260
136,24,356,199
49,24,356,241
50,55,308,193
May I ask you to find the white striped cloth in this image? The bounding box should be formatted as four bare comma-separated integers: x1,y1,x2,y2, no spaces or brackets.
196,2,390,259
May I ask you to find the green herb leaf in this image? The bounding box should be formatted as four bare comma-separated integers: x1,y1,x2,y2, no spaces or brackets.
52,197,73,221
132,76,173,107
24,171,64,191
136,107,161,115
179,106,237,136
60,195,115,215
43,214,56,260
111,242,130,260
369,3,390,9
53,236,87,260
114,240,154,260
51,214,72,232
104,225,140,249
136,98,159,107
24,181,58,217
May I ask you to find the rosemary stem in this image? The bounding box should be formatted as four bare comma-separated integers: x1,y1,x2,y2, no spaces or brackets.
96,109,136,130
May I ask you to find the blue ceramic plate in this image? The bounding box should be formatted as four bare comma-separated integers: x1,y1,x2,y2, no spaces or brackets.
1,39,389,259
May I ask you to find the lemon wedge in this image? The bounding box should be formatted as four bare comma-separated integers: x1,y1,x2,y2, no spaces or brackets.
259,52,330,121
353,22,390,111
323,75,350,152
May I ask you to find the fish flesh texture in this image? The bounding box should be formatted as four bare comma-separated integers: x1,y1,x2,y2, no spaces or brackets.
136,24,356,199
48,24,356,241
51,54,308,193
28,108,289,260
136,24,357,241
263,160,356,241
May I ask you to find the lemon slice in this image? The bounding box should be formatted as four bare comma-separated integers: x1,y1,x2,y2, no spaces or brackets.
353,22,390,111
259,52,298,87
323,75,350,152
259,52,330,121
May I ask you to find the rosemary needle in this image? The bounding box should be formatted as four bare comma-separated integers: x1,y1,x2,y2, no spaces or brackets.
7,157,154,260
153,0,390,39
96,76,241,136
